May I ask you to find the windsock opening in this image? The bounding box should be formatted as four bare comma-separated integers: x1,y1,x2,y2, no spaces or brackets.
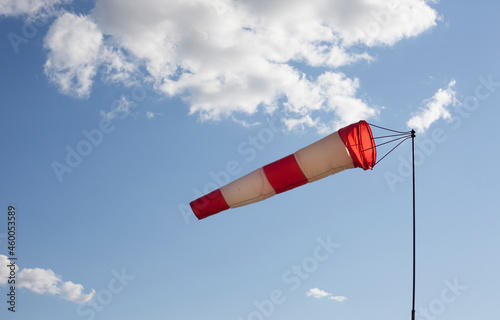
338,120,376,170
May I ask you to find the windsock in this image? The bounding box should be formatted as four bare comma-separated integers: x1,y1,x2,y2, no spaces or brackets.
190,120,376,220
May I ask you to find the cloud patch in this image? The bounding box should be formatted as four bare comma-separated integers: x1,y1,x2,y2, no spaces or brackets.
306,287,331,299
306,287,347,302
44,12,103,98
41,0,439,131
329,295,348,302
0,0,69,18
100,96,134,120
44,12,135,98
407,80,458,133
0,255,95,304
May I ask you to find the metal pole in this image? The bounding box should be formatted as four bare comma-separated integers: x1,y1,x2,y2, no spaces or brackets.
411,129,416,320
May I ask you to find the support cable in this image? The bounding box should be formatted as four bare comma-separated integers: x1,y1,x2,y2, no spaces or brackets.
373,133,411,139
374,136,411,167
367,123,411,134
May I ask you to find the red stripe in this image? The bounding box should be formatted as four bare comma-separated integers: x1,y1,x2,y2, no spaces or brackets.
190,189,229,220
263,154,307,194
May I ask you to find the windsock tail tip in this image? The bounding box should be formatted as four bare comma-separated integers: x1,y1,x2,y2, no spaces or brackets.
190,189,229,220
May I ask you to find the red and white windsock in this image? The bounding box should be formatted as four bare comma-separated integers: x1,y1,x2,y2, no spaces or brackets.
190,120,376,220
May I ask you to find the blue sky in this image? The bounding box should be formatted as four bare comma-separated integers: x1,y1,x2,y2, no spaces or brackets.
1,0,500,319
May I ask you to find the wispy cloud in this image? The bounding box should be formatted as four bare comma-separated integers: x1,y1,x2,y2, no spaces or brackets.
231,116,261,128
407,80,459,134
0,255,95,304
0,0,70,18
329,295,348,302
283,115,320,133
100,96,134,120
36,0,439,132
145,111,155,119
306,287,347,302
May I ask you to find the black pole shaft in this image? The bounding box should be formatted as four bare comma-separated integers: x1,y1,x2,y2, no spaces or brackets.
411,129,416,320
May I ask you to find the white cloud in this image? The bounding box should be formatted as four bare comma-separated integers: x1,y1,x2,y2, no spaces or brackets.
306,287,331,299
42,0,439,132
44,12,103,98
240,0,438,48
283,115,320,132
407,80,458,134
100,96,134,120
57,280,96,304
329,295,348,302
282,72,378,133
306,288,348,302
18,268,61,295
230,117,261,128
145,111,165,119
44,12,134,98
0,0,69,18
146,111,155,119
0,255,95,304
